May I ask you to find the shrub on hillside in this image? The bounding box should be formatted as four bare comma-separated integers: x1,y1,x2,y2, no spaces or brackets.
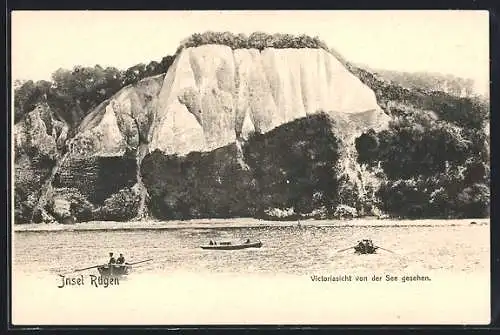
94,187,141,221
45,188,94,222
333,204,358,219
354,80,489,220
263,207,296,219
243,113,343,214
141,113,345,220
141,144,256,220
456,183,490,218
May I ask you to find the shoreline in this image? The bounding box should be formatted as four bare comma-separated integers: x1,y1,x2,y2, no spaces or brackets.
13,217,490,232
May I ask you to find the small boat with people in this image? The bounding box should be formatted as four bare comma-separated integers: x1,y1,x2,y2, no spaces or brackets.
97,264,131,277
67,252,153,278
354,239,378,254
200,239,262,250
337,239,394,255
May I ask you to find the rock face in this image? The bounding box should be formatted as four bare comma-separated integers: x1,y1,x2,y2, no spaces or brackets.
14,45,391,223
51,74,165,222
71,74,164,157
14,103,68,159
150,45,385,155
14,103,69,223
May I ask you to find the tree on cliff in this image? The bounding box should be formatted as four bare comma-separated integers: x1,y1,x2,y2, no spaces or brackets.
355,84,489,219
369,69,477,98
176,31,329,52
14,80,52,123
14,55,175,127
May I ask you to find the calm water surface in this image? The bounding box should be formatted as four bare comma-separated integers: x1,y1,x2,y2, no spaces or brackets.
13,219,489,276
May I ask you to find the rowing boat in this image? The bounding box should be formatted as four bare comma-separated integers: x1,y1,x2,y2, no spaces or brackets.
353,239,379,254
200,240,262,250
97,264,131,277
354,242,378,254
354,245,378,254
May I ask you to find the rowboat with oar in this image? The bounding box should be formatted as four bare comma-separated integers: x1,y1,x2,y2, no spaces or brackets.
337,240,394,255
69,258,153,278
354,240,378,254
200,239,262,250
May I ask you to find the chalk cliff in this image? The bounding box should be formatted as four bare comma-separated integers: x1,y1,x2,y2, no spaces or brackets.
150,45,385,155
14,44,392,223
14,103,68,223
57,46,386,160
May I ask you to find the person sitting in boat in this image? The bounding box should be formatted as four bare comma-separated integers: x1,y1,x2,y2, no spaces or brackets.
209,240,214,245
108,252,116,265
356,241,366,253
246,239,251,244
117,253,125,265
365,240,374,249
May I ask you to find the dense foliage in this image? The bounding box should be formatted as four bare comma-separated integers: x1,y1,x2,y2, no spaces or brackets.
43,186,141,223
45,188,95,222
350,67,488,128
142,144,256,219
367,68,477,98
94,187,141,221
354,69,489,219
176,31,330,53
14,56,175,126
243,113,342,214
141,113,343,220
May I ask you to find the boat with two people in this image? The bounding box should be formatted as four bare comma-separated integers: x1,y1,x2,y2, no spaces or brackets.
354,239,377,254
337,239,395,255
70,253,153,278
98,253,131,277
200,238,262,250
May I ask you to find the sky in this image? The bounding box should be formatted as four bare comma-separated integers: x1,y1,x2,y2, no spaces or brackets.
11,10,489,95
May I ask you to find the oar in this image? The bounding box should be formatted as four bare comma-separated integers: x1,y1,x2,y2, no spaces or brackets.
73,264,102,272
59,264,102,275
125,258,153,266
375,246,395,254
337,246,357,253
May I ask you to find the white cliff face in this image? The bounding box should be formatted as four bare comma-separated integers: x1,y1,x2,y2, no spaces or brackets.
149,45,385,155
72,74,164,157
71,46,386,157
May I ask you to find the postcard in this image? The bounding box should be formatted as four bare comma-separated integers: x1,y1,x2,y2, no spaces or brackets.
10,10,490,325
